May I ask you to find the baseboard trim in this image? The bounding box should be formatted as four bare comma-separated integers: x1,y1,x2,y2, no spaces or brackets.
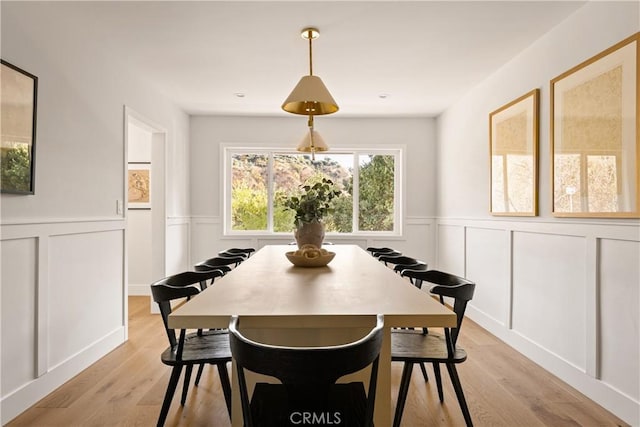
1,327,126,424
128,284,150,296
466,306,639,426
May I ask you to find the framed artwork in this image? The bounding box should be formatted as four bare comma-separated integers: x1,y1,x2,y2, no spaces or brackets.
551,32,639,217
128,163,151,209
489,89,539,216
1,60,38,194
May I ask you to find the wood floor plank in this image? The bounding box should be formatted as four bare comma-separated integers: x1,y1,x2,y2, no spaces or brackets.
6,296,629,427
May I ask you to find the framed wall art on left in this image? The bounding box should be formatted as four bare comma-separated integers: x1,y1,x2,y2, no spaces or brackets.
1,59,38,194
128,162,151,209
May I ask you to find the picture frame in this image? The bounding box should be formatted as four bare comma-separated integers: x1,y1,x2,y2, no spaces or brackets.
128,162,151,210
489,89,539,216
551,33,639,217
1,59,38,194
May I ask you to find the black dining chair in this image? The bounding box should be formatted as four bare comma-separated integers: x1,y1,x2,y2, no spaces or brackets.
400,267,438,291
194,255,246,273
365,247,397,256
150,277,232,427
157,269,225,292
391,270,476,427
393,261,428,276
377,254,418,268
372,250,402,259
219,247,256,258
155,270,227,386
229,314,385,427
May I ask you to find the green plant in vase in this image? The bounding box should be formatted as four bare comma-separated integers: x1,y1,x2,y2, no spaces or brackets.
283,177,341,248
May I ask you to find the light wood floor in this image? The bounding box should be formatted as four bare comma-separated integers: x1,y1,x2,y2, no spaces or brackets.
8,296,628,427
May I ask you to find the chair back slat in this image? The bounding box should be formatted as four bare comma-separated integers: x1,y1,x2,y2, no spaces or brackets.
378,255,417,265
365,247,396,255
194,255,246,271
154,269,224,291
230,314,384,386
220,247,256,257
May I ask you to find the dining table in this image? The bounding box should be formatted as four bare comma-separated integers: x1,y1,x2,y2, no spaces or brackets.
168,244,457,426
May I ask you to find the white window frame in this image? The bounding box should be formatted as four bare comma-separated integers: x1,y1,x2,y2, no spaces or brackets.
222,144,404,237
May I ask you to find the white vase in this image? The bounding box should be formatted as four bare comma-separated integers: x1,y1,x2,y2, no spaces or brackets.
294,221,325,248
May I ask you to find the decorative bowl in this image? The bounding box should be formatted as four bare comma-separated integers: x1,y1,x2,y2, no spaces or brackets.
285,245,335,268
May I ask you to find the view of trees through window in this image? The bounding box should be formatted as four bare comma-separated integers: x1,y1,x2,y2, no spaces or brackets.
228,150,397,233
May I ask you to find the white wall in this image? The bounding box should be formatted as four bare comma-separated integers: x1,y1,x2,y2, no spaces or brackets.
0,2,191,423
437,2,640,425
189,116,438,264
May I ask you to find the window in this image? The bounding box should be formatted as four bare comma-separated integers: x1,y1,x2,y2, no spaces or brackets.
223,147,402,235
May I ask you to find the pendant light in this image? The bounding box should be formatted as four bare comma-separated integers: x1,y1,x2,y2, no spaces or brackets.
282,28,339,116
283,28,338,157
296,115,328,160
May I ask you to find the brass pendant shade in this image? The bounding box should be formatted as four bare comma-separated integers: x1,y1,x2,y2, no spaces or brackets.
282,27,339,116
297,115,327,159
297,127,329,153
282,75,338,115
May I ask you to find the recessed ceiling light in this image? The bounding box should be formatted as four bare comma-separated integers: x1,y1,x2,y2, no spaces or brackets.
379,93,389,99
234,92,245,98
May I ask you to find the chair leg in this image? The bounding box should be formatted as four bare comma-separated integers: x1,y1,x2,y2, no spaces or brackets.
180,365,193,405
195,363,205,386
158,365,183,427
433,362,444,403
419,362,429,381
217,362,233,419
446,363,473,427
393,362,414,427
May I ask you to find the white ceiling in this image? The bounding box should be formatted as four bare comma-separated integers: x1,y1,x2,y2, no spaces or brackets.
22,1,587,117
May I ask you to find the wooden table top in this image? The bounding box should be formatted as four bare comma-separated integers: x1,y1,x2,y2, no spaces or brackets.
169,244,456,330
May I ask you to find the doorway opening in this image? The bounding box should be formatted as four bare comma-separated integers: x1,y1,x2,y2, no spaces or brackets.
124,107,167,321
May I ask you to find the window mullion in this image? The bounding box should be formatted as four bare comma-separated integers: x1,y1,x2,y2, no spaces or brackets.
352,152,360,233
267,153,274,232
395,150,401,234
225,148,231,234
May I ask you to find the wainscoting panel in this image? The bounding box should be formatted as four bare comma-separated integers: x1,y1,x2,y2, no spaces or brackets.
512,231,587,370
48,230,124,369
1,238,37,396
0,218,126,424
166,218,190,275
436,218,640,425
436,223,465,276
190,216,221,264
599,238,640,401
465,227,509,327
